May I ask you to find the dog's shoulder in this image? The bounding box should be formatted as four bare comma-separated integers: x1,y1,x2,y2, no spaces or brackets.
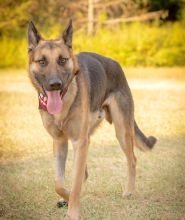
76,52,108,111
76,52,128,111
77,52,126,85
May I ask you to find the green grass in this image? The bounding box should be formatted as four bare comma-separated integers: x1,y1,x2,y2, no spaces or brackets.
0,22,185,68
0,68,185,219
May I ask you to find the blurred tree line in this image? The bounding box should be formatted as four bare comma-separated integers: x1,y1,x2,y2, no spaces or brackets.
0,0,185,37
0,0,185,68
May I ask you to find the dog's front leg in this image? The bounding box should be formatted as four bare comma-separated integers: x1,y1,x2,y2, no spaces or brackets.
65,137,89,220
53,136,70,203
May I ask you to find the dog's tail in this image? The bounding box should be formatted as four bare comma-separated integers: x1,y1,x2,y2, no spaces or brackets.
134,121,157,151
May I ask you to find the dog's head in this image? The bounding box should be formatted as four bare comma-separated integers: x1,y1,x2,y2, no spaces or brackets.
28,20,79,114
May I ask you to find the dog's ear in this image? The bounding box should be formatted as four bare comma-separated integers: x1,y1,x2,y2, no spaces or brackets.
28,21,41,52
62,19,73,49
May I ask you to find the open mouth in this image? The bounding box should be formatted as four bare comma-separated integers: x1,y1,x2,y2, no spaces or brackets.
45,89,64,115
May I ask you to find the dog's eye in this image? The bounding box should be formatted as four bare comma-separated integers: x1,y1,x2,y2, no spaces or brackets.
58,57,68,66
36,58,47,67
38,59,47,67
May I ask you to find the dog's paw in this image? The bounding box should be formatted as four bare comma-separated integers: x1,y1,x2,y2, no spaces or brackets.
122,191,133,198
57,198,68,208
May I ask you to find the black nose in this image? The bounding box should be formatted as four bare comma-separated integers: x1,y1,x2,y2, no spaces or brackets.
49,79,62,90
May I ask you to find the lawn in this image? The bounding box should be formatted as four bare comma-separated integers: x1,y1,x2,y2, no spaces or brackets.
0,68,185,220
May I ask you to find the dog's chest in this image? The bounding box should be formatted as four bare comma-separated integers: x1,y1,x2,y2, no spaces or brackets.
53,109,105,136
53,114,63,130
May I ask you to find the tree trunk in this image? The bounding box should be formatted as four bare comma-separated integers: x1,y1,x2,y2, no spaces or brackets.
88,0,94,35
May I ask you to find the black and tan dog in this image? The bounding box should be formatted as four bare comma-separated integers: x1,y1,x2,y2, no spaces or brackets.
28,20,157,220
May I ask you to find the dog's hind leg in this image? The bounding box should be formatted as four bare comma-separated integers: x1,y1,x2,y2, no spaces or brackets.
53,136,70,206
108,93,137,197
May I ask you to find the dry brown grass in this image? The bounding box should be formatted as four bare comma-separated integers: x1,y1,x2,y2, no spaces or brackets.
0,68,185,220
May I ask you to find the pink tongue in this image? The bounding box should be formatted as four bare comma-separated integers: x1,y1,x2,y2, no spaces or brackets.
46,90,63,115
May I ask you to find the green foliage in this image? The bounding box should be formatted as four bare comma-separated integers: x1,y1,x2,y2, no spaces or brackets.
0,0,33,36
75,22,185,66
0,22,185,68
0,0,80,36
0,37,27,68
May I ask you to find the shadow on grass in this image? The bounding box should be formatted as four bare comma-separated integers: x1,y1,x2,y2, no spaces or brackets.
0,155,67,220
0,135,185,220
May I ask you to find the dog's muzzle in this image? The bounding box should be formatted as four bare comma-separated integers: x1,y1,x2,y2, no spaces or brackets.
48,78,63,91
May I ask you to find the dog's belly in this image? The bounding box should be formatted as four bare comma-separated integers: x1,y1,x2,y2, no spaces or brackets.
89,109,105,134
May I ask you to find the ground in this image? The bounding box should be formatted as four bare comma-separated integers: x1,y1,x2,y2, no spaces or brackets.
0,68,185,220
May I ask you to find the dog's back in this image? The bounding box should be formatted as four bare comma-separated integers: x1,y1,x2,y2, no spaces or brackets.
77,52,132,112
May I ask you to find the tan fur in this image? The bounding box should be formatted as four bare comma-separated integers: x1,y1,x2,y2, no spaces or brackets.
29,47,136,219
28,21,156,220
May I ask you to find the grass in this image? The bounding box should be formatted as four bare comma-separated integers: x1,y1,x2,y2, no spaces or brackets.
0,22,185,68
0,68,185,220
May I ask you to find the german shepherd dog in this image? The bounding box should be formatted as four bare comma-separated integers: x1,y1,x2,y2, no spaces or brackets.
28,20,157,220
